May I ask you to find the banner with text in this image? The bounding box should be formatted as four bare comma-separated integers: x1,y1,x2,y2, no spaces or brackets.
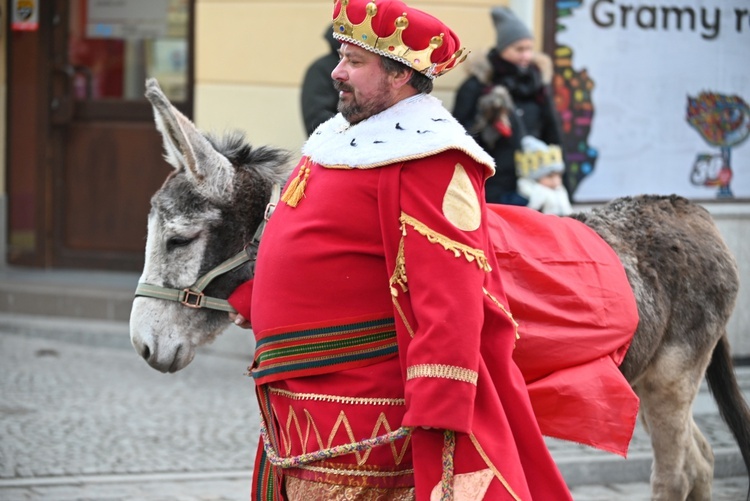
554,0,750,202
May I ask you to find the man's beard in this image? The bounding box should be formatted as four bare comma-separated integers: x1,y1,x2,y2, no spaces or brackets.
334,80,392,125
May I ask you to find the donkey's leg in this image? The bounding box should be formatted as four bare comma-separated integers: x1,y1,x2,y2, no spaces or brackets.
685,419,714,500
637,346,714,501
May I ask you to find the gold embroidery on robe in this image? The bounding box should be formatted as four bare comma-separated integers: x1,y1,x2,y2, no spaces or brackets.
390,236,409,297
469,433,523,501
286,476,416,500
270,387,405,406
483,287,520,343
298,463,415,477
389,235,416,338
442,163,481,231
274,406,411,466
406,364,478,385
430,469,494,501
400,213,492,272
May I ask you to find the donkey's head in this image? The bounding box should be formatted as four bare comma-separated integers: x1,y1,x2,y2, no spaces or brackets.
130,79,293,373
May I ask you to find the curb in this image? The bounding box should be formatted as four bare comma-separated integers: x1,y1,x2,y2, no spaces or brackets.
0,280,135,323
0,470,253,489
555,447,746,487
0,313,255,359
0,313,132,350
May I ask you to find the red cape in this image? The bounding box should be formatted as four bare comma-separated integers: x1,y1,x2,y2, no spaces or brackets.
487,204,639,456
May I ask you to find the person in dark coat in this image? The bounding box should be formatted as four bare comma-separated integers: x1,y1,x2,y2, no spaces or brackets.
300,27,341,136
453,6,563,206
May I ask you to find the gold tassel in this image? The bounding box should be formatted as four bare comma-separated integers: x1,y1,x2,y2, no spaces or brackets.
280,176,300,203
281,159,311,207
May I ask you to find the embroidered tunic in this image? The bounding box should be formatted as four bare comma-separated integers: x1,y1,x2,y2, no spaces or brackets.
240,94,637,500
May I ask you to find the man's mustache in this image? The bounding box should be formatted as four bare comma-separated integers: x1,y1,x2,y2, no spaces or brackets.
333,81,354,93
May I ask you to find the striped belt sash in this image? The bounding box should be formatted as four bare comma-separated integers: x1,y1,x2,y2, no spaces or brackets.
251,316,398,385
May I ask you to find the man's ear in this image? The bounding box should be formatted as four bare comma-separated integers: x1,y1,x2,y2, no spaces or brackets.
391,68,414,90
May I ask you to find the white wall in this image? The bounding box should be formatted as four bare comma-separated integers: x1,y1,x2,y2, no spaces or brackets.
708,205,750,358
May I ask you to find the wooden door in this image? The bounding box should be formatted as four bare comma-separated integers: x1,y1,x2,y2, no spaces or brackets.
7,0,194,271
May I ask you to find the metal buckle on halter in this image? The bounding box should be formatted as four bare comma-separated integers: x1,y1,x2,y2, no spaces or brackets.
264,202,277,221
180,289,204,308
244,241,259,258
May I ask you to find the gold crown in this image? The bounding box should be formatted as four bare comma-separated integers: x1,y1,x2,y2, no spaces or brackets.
515,145,564,178
332,0,468,79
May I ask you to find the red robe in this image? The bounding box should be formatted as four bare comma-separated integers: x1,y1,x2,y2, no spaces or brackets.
231,95,638,501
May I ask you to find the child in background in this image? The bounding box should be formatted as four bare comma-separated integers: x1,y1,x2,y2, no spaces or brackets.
515,136,573,215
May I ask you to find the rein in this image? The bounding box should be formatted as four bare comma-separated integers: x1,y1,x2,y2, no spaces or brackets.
134,184,281,313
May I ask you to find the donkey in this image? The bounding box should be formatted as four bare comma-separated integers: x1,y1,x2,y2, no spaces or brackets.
130,79,750,500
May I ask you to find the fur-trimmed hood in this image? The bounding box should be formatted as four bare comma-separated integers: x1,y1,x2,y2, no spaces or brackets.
463,49,554,86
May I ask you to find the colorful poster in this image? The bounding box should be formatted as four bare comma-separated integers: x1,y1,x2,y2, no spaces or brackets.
11,0,39,31
554,0,750,202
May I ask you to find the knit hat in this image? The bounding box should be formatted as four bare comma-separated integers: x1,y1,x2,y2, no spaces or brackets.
491,6,533,53
515,136,564,180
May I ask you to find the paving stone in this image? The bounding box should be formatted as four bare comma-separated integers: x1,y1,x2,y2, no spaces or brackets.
1,316,749,500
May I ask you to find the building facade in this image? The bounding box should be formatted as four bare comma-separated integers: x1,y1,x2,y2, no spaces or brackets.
2,0,749,356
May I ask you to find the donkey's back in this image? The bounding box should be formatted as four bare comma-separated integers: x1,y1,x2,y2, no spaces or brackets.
573,194,749,499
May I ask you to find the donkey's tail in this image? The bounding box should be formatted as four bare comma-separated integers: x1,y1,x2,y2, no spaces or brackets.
705,335,750,499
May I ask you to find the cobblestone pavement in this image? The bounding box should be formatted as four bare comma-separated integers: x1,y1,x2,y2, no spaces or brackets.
569,476,749,500
3,477,747,501
0,328,257,500
1,323,748,500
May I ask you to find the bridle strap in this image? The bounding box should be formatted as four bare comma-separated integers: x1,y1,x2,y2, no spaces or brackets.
134,183,281,313
134,251,248,312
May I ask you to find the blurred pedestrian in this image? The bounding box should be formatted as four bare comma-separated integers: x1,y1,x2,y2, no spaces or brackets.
453,6,564,206
300,27,340,135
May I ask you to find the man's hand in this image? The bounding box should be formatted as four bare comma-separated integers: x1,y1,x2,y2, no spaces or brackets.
229,312,252,329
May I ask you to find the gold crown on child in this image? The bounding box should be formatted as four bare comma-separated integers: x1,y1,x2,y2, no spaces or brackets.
515,145,564,178
332,0,468,79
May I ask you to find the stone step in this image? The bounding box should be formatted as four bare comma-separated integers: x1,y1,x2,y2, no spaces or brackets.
0,267,139,322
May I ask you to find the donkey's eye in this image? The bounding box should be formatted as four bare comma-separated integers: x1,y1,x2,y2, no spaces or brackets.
166,235,196,251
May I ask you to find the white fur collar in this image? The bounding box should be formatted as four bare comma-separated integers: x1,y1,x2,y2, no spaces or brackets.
302,94,495,175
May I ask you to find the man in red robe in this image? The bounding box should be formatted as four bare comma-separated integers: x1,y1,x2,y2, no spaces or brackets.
229,1,639,499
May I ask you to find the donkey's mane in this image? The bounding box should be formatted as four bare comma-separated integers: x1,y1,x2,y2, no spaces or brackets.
204,130,293,185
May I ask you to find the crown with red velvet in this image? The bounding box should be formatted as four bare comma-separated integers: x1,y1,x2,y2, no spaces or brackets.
332,0,468,79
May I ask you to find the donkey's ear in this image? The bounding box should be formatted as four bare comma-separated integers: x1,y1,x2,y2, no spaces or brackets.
145,78,235,203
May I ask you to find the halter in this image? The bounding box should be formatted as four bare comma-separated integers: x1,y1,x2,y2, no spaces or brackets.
134,184,281,314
